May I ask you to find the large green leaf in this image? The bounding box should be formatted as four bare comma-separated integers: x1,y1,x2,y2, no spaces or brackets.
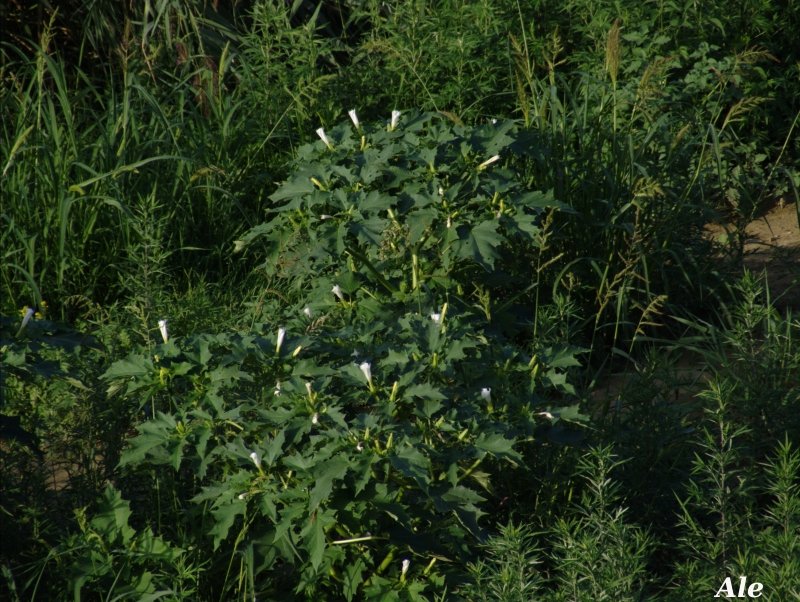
209,498,246,550
453,220,503,270
309,455,350,511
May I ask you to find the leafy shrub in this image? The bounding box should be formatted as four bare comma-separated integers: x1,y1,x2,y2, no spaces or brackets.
671,401,800,599
88,111,585,599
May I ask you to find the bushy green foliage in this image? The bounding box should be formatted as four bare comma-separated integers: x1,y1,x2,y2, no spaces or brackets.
671,399,800,600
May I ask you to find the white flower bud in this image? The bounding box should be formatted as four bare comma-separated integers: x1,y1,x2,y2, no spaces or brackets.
359,361,372,385
249,451,262,470
348,109,360,130
477,155,500,170
303,306,313,318
480,387,491,402
316,127,333,149
158,319,169,343
332,285,344,301
20,307,34,331
389,110,401,131
276,327,286,353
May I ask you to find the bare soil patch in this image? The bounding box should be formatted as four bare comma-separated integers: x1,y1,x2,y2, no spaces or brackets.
706,199,800,310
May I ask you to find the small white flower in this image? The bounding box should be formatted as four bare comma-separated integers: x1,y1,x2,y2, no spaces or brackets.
356,441,364,452
158,319,169,343
316,127,333,149
249,451,262,470
305,381,313,397
320,214,334,220
348,108,360,130
238,492,248,500
20,307,34,331
276,327,286,353
311,412,319,425
537,411,554,420
332,285,344,301
480,387,492,402
430,313,441,324
477,154,501,170
274,381,282,396
438,186,444,196
359,361,372,386
303,306,313,318
401,558,410,577
389,109,401,131
446,215,452,228
491,118,498,124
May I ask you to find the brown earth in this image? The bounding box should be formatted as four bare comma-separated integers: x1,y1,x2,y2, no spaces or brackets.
706,199,800,310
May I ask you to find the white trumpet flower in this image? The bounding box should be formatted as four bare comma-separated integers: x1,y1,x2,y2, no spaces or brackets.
276,327,286,353
311,412,319,425
389,110,401,131
401,558,410,578
359,361,372,386
303,306,313,318
477,155,500,170
537,411,554,420
249,451,262,470
430,313,441,324
20,307,34,331
158,319,169,343
332,285,344,301
316,127,333,149
348,108,360,130
480,387,492,402
274,381,282,396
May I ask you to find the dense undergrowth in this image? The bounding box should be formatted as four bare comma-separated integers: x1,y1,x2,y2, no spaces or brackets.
1,1,799,599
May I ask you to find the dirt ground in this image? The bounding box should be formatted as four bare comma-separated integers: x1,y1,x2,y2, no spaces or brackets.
706,199,800,310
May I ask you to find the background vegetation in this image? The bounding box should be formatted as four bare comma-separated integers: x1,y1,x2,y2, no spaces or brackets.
1,0,798,599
